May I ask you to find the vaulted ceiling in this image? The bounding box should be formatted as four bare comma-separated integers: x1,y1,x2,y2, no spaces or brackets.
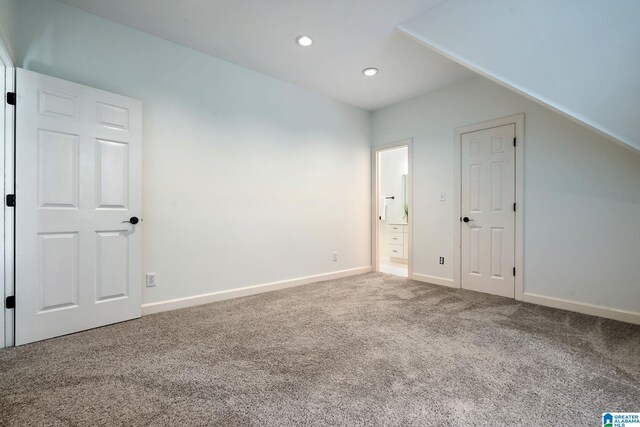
399,0,640,153
57,0,473,111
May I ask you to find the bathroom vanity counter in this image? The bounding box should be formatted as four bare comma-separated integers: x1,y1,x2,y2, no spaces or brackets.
388,223,408,263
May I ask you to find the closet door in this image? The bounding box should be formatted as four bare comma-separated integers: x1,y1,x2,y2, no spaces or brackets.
460,124,515,298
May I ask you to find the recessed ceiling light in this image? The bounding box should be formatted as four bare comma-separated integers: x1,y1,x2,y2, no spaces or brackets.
362,67,378,77
295,35,313,47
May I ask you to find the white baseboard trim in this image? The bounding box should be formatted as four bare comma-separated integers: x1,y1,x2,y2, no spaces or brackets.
141,266,372,316
523,293,640,325
411,272,458,289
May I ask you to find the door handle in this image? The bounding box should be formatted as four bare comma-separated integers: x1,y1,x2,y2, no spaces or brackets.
122,216,140,224
462,217,474,223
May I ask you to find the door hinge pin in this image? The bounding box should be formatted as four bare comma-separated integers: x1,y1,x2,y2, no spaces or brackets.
6,194,15,207
6,92,16,106
513,267,516,276
5,295,15,309
513,137,516,147
513,202,516,212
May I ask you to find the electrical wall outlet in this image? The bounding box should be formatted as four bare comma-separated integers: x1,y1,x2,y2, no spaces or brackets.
439,257,445,265
146,273,157,287
439,192,446,202
333,252,338,262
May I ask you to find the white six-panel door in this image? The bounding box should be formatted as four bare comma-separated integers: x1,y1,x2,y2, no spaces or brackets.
461,124,515,298
15,69,142,345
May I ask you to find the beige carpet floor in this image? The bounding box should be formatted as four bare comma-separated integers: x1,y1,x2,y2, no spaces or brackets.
1,272,639,426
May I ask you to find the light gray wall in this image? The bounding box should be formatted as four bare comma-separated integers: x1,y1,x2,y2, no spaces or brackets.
372,76,640,313
0,0,17,60
16,0,372,305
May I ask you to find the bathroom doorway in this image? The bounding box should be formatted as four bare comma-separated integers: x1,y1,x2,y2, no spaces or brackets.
373,140,412,278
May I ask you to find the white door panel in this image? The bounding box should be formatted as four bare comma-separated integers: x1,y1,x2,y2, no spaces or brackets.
15,69,142,345
461,124,515,298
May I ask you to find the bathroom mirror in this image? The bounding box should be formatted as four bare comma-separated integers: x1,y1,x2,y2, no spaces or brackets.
402,174,408,222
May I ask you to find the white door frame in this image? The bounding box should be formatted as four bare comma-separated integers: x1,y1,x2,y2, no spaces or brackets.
372,139,413,277
0,35,15,348
453,114,524,300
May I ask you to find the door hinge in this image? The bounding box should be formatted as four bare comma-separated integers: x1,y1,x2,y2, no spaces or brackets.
5,295,15,309
513,137,516,147
513,267,516,276
513,202,516,212
6,194,15,207
6,92,16,106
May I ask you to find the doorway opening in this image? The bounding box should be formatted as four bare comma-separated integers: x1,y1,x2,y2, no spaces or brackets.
373,140,412,278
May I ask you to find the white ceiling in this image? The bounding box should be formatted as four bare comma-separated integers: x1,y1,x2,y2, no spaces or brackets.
58,0,474,111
